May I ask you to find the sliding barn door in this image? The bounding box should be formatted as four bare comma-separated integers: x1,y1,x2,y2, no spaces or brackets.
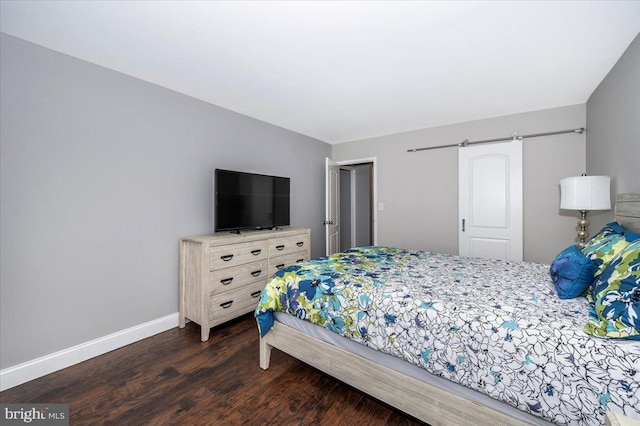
458,140,523,261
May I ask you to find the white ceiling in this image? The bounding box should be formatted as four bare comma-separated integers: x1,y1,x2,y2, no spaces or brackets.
1,1,639,144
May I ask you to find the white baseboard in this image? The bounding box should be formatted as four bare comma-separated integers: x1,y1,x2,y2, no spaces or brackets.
0,312,179,392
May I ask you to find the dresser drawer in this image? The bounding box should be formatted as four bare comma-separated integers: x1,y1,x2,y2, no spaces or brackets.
268,251,309,276
211,240,268,270
210,259,268,295
209,280,265,323
268,234,310,257
269,234,309,257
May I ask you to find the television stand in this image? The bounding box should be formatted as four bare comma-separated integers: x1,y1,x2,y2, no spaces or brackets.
179,227,311,341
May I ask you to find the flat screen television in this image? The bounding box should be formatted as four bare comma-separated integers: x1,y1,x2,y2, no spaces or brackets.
214,169,290,232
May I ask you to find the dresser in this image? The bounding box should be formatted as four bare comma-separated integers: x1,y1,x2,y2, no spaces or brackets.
179,227,311,341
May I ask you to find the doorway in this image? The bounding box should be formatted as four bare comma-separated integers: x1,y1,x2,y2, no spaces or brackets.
340,163,373,250
325,157,377,255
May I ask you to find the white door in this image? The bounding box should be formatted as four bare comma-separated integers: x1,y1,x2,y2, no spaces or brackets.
325,157,340,256
458,140,523,261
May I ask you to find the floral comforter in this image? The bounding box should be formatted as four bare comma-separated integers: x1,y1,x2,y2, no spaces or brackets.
255,247,640,425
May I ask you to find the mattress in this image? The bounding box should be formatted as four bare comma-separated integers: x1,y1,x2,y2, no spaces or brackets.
256,246,640,425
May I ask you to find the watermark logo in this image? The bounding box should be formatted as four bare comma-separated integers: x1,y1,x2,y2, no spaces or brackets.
1,404,68,425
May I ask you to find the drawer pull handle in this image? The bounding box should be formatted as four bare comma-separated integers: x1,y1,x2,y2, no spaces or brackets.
220,301,233,309
220,254,234,262
276,245,285,251
296,241,304,247
275,263,285,270
250,291,261,298
251,249,262,256
296,259,304,263
220,278,233,285
250,270,262,277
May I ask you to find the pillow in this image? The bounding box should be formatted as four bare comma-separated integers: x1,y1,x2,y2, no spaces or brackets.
583,239,640,340
581,222,640,279
549,245,596,299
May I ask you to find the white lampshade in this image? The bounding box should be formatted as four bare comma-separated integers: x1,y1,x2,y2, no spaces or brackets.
560,176,611,211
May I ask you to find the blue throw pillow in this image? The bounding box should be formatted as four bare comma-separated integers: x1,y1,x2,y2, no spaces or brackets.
549,245,597,299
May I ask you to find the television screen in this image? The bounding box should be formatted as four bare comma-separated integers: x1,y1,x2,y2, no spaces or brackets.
214,169,290,232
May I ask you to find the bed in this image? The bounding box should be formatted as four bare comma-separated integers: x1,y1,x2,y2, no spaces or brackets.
256,193,640,426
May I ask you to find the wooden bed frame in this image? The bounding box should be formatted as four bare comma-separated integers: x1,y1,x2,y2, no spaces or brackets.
259,194,640,425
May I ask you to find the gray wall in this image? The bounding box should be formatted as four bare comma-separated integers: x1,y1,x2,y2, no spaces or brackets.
0,33,331,369
586,33,640,234
332,104,587,263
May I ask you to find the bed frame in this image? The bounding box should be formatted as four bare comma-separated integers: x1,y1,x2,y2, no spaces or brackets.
614,193,640,233
259,194,640,425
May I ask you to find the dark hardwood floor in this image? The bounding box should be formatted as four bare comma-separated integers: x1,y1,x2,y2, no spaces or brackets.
1,314,426,425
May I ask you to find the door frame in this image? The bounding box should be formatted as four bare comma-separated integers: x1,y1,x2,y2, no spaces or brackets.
336,157,378,246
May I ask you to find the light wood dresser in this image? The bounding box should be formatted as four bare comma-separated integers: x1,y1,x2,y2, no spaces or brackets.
179,227,311,341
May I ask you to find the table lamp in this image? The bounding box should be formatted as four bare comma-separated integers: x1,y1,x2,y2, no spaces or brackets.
560,175,611,247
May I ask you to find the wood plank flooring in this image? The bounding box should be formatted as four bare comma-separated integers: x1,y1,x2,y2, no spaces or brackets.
1,314,427,425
